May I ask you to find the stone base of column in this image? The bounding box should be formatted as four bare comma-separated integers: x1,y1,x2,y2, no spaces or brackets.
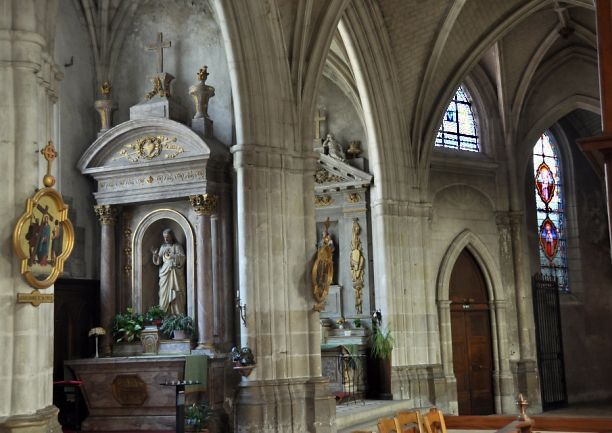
511,359,542,413
233,377,335,433
391,364,453,412
0,405,62,433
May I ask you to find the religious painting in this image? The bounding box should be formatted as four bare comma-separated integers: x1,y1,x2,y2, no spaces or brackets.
539,218,559,262
535,162,555,205
13,187,74,289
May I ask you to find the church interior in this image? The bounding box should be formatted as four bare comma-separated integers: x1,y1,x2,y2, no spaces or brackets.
2,0,612,432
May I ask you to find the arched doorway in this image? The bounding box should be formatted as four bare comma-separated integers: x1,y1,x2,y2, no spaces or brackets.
450,249,494,415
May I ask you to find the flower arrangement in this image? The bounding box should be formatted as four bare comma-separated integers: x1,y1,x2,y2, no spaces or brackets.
336,317,346,329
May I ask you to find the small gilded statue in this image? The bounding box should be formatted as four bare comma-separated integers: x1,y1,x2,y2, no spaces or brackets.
311,219,335,312
350,219,365,314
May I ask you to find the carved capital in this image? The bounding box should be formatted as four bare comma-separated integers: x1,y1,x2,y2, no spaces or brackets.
94,204,119,225
189,194,218,216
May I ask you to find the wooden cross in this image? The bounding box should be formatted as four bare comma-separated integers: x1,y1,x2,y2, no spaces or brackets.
146,32,171,74
314,109,327,140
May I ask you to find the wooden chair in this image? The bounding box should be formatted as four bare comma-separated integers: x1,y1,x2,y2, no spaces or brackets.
377,417,401,433
396,411,425,433
422,408,447,433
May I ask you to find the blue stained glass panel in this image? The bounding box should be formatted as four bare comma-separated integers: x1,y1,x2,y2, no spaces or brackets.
435,85,480,152
533,131,569,292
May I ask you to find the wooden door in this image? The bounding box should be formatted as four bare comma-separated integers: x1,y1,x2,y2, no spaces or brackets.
450,250,494,415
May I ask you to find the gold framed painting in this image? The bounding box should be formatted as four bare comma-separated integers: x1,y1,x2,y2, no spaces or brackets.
13,187,75,289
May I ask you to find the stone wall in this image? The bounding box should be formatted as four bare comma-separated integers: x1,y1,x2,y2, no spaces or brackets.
54,0,98,278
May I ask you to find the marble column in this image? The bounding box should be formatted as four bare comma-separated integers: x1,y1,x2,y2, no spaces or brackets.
189,194,217,352
94,204,119,355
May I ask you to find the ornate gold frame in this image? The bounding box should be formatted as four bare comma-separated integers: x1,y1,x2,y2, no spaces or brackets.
13,187,75,289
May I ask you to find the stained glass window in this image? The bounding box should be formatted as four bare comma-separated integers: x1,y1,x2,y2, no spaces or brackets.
533,132,569,291
435,85,480,152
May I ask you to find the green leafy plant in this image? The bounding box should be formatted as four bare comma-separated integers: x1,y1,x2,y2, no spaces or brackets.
353,318,362,328
370,325,394,359
160,313,194,338
112,307,144,342
186,401,215,432
145,305,167,325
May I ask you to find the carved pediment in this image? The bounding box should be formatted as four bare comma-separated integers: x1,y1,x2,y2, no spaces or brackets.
78,118,230,204
314,154,372,194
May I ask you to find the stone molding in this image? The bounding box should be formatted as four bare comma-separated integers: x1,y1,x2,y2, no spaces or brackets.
231,143,318,171
370,198,433,218
0,405,62,433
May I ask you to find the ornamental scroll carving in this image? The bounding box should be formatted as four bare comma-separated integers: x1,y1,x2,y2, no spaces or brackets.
314,195,333,208
113,135,183,163
350,218,365,314
314,167,343,184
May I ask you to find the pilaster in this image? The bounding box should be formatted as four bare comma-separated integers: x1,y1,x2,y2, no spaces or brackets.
189,193,218,353
94,204,119,355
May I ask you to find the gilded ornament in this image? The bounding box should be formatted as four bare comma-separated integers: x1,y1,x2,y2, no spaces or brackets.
12,142,74,290
94,204,119,225
101,81,112,98
350,219,365,314
314,195,333,207
347,193,361,203
312,219,334,312
113,136,183,163
314,167,343,184
189,194,218,216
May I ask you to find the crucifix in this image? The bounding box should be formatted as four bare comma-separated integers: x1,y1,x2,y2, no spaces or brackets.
314,109,327,140
146,32,171,74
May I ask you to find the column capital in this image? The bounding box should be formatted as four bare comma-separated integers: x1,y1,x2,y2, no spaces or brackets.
94,204,119,225
189,193,218,216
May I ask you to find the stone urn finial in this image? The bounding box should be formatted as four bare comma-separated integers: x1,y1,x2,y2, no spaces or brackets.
95,80,116,134
189,65,215,120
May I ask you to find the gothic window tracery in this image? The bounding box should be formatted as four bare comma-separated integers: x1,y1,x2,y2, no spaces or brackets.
435,85,480,152
533,131,569,291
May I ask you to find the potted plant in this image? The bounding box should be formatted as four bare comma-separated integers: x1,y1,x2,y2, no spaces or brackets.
112,307,144,342
367,324,394,400
145,305,167,327
160,313,194,339
231,346,256,377
111,307,145,356
185,401,214,432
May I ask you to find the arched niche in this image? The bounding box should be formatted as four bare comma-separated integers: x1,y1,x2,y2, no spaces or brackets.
132,209,195,318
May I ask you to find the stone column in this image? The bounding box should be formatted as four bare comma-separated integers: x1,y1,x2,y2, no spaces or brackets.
189,194,217,353
0,2,62,432
508,212,534,360
94,204,119,355
232,143,335,433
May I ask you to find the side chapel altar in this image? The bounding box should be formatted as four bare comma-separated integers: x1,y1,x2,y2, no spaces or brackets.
72,33,236,431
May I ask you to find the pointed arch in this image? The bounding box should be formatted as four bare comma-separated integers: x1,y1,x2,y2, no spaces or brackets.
436,230,514,414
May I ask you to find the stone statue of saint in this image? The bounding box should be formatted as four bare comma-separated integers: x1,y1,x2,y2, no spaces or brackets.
151,228,186,314
323,133,346,161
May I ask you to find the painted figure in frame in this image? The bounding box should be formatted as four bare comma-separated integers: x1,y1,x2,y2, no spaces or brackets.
151,228,186,314
312,220,335,312
539,219,559,261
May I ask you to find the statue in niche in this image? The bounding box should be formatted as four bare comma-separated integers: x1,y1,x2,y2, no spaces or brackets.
312,219,335,312
323,133,346,161
151,228,186,314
